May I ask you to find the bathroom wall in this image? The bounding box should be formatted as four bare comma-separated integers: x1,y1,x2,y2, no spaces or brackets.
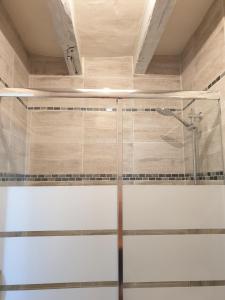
181,0,225,175
0,11,29,177
24,56,186,184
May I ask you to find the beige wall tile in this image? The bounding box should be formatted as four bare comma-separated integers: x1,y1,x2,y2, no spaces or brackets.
29,143,82,174
84,128,117,143
133,142,184,173
31,111,83,127
84,76,133,89
83,143,117,173
84,111,117,129
84,57,133,78
13,55,29,88
0,30,14,86
134,75,181,91
29,75,84,89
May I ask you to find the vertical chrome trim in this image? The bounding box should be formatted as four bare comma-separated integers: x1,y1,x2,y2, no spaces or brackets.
117,99,123,300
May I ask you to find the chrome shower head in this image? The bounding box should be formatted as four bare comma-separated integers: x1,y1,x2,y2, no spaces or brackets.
156,107,194,129
155,108,174,116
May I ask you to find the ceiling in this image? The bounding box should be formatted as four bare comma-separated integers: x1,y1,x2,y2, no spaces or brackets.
156,0,215,55
73,0,147,57
2,0,215,59
2,0,63,57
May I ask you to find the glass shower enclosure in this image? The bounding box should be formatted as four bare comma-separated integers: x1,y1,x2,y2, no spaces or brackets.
0,89,224,300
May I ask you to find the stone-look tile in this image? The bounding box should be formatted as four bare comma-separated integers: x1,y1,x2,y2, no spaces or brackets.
181,38,196,90
83,143,117,173
29,75,84,89
84,57,133,78
133,142,184,173
31,126,83,144
84,111,117,129
181,0,225,91
29,143,83,174
13,55,29,88
84,128,117,143
0,30,14,86
84,76,133,89
134,75,181,91
193,27,225,90
122,112,133,143
31,111,83,127
123,143,133,173
133,112,183,143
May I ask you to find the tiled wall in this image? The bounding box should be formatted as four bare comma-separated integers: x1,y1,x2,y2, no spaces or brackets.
25,98,185,178
181,0,225,176
0,27,29,177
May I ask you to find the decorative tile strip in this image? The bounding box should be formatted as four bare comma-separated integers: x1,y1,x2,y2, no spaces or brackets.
0,281,118,291
205,70,225,91
0,230,117,238
124,280,225,288
27,106,181,112
27,107,117,112
0,171,223,183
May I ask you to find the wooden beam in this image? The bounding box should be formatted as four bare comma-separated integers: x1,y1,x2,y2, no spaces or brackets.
48,0,82,75
135,0,176,74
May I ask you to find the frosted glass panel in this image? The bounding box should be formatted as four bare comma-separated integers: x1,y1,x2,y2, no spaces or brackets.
123,186,225,229
3,236,117,284
124,235,225,282
0,186,117,231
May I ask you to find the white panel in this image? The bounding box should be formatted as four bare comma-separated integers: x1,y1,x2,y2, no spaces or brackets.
123,186,225,229
1,288,118,300
124,235,225,282
124,287,225,300
0,186,117,231
3,236,117,284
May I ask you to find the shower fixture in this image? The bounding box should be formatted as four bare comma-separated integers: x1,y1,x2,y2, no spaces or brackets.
155,108,195,129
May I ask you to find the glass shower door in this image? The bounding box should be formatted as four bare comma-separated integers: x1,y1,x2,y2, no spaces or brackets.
121,97,225,300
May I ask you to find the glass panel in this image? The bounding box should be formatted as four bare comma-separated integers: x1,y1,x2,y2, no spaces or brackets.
0,96,118,299
122,97,225,300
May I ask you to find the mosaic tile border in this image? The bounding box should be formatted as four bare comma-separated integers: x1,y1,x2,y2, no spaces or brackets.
27,107,181,112
0,171,223,183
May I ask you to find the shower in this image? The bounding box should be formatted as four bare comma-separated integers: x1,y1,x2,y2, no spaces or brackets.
156,107,203,184
155,108,195,129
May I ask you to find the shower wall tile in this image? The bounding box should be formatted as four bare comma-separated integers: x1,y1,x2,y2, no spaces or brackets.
13,55,29,88
133,112,183,143
84,76,133,89
83,143,117,173
0,30,14,87
181,0,225,91
134,74,181,91
84,57,133,78
31,110,83,127
29,143,83,174
133,142,184,173
84,128,117,144
84,111,117,129
29,75,84,89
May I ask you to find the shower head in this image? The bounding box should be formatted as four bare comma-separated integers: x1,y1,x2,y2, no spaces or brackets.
155,108,174,116
156,107,194,129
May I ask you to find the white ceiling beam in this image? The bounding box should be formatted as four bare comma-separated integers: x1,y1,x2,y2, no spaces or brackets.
134,0,176,74
48,0,82,75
